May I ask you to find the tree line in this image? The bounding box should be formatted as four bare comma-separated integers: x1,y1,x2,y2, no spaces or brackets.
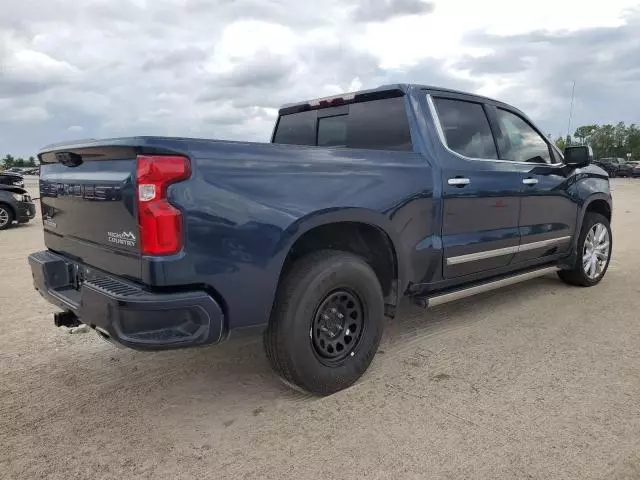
555,122,640,161
1,154,38,168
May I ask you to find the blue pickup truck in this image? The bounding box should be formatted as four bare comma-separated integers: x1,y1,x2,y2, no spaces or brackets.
29,84,612,395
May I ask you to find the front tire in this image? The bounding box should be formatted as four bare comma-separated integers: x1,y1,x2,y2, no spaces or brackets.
264,250,384,396
558,212,612,286
0,205,14,230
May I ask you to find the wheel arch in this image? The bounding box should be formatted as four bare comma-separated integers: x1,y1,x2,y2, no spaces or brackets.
573,194,612,251
274,208,406,315
584,197,611,222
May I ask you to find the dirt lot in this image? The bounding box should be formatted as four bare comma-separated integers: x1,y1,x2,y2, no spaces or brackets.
1,179,639,480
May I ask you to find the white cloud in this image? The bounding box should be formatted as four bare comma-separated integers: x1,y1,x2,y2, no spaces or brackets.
0,0,638,156
6,106,50,123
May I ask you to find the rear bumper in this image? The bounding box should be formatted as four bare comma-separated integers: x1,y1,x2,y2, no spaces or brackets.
28,250,225,350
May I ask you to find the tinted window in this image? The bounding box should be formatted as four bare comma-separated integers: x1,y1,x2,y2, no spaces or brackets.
433,97,498,159
496,108,551,164
273,109,316,145
272,96,412,151
317,115,347,147
347,97,412,151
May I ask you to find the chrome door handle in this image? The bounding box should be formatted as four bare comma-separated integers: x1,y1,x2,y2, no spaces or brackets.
448,177,470,186
522,178,538,185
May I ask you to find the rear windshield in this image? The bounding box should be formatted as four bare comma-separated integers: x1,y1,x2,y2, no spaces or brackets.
273,96,413,151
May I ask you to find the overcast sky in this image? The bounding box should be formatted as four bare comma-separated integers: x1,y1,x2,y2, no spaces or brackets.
1,0,639,157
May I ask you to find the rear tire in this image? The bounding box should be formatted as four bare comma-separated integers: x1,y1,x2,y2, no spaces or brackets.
264,250,384,396
0,205,14,230
558,212,612,286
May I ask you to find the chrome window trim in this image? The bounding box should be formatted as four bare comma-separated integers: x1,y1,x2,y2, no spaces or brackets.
426,94,563,167
446,236,572,266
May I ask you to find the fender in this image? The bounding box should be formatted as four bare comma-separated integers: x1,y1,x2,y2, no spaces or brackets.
557,191,612,271
573,192,613,249
271,207,410,300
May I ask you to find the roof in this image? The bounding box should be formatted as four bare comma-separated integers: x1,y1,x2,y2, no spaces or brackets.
278,83,506,115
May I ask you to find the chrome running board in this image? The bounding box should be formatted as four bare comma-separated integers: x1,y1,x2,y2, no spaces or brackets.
426,266,560,308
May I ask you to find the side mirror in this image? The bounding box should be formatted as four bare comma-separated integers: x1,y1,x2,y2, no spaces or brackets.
563,145,593,168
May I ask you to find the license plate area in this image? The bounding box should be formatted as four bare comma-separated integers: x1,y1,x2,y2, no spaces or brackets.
67,263,99,291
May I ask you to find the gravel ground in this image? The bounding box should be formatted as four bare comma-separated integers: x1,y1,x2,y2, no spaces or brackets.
1,179,639,480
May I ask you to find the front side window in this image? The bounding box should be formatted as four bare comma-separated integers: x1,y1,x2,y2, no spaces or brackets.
432,97,498,160
496,109,551,164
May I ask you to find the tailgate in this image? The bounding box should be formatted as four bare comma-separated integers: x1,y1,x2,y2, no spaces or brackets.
39,146,142,281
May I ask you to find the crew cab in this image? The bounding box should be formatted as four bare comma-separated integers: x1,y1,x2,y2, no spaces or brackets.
28,84,613,395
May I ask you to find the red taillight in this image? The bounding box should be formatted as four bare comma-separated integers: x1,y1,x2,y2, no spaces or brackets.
136,155,191,255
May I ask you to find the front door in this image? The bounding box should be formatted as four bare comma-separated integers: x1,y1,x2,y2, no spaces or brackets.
489,107,578,263
427,94,526,279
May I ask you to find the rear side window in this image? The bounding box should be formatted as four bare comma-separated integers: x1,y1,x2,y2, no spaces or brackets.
432,97,498,159
347,97,412,150
273,96,412,151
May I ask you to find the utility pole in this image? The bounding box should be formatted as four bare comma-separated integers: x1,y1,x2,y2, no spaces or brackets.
566,80,576,146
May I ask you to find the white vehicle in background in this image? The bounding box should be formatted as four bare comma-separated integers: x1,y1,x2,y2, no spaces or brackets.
3,167,39,176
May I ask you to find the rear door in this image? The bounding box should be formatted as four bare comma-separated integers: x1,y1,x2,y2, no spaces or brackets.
427,93,528,279
489,107,577,263
39,146,142,280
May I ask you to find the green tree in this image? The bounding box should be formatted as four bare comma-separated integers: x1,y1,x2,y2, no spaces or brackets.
613,122,627,158
591,124,616,159
2,154,15,168
555,136,566,151
627,124,640,160
574,125,598,145
27,156,36,167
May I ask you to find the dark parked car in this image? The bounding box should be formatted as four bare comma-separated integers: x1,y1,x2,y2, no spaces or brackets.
593,157,633,177
0,185,36,230
627,161,640,177
0,172,25,188
29,84,612,395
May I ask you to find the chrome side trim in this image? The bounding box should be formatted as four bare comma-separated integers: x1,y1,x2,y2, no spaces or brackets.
446,235,572,266
428,266,560,307
518,236,571,253
447,245,519,265
425,94,563,167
